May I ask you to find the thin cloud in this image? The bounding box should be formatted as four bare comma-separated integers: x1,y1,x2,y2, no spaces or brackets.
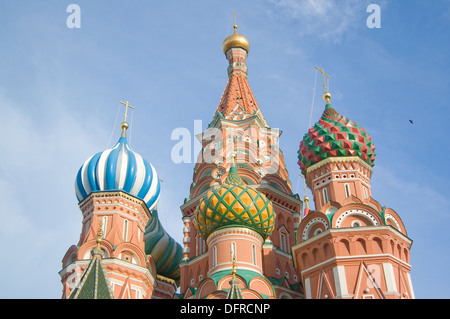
268,0,371,42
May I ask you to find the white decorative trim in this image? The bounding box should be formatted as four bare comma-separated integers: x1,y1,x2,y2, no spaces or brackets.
335,209,379,228
383,263,398,294
333,266,349,298
305,278,312,299
385,214,401,231
302,217,329,241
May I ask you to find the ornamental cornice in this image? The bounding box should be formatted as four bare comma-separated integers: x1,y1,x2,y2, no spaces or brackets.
206,226,264,245
306,156,373,178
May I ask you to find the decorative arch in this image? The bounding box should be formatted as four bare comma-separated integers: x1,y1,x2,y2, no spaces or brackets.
354,238,367,255
61,245,79,268
299,214,329,242
193,163,217,183
384,208,407,236
323,242,333,260
191,177,215,198
262,174,292,194
372,237,383,254
249,276,275,297
301,252,309,269
217,274,247,291
196,277,217,299
235,167,262,185
78,239,114,261
113,242,147,266
337,238,350,256
332,206,382,228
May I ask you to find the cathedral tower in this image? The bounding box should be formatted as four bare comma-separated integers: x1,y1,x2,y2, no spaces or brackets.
292,80,414,299
178,24,304,299
59,102,182,299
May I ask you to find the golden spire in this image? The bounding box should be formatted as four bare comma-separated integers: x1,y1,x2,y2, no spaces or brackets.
96,220,103,250
315,67,332,103
119,100,135,137
92,219,105,258
231,251,237,279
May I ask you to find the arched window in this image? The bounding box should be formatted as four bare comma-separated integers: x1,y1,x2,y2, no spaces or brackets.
352,220,361,227
213,246,217,267
252,245,256,265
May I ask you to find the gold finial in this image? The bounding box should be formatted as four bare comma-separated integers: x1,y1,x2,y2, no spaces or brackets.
315,67,332,103
119,101,135,137
223,11,250,54
230,11,239,31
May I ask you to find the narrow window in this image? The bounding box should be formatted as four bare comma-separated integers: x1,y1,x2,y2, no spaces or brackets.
213,246,217,267
363,186,368,199
231,242,236,259
123,219,129,242
252,245,256,265
102,216,107,238
198,236,204,255
344,183,351,198
323,187,329,204
280,233,287,252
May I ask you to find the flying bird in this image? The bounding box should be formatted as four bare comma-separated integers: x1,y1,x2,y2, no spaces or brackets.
409,120,414,124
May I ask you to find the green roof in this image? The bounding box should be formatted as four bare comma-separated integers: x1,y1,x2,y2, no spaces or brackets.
68,255,114,299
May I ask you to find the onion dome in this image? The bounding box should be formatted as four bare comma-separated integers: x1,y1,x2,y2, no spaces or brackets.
223,24,250,54
298,102,376,174
75,122,161,211
144,209,182,281
194,165,275,240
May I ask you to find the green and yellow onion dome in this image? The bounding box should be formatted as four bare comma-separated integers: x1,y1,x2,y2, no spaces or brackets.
298,103,376,174
194,166,275,240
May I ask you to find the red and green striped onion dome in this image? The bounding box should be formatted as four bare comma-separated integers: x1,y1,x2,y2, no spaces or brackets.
194,166,275,240
298,103,376,174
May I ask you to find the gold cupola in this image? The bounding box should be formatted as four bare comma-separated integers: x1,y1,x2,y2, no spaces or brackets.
222,24,250,54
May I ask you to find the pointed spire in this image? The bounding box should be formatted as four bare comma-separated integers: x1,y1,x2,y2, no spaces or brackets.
67,255,115,299
227,251,243,299
225,152,245,186
213,21,267,125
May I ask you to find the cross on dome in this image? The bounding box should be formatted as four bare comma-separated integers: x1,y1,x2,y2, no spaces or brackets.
315,66,332,102
119,100,135,137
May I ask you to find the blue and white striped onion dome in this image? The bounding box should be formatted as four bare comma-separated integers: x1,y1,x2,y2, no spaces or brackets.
75,135,161,211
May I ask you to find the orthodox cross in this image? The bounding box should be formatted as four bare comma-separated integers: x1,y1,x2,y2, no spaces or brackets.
120,100,135,123
230,11,239,29
315,66,331,93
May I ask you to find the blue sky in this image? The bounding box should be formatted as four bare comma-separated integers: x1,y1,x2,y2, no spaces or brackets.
0,0,448,299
